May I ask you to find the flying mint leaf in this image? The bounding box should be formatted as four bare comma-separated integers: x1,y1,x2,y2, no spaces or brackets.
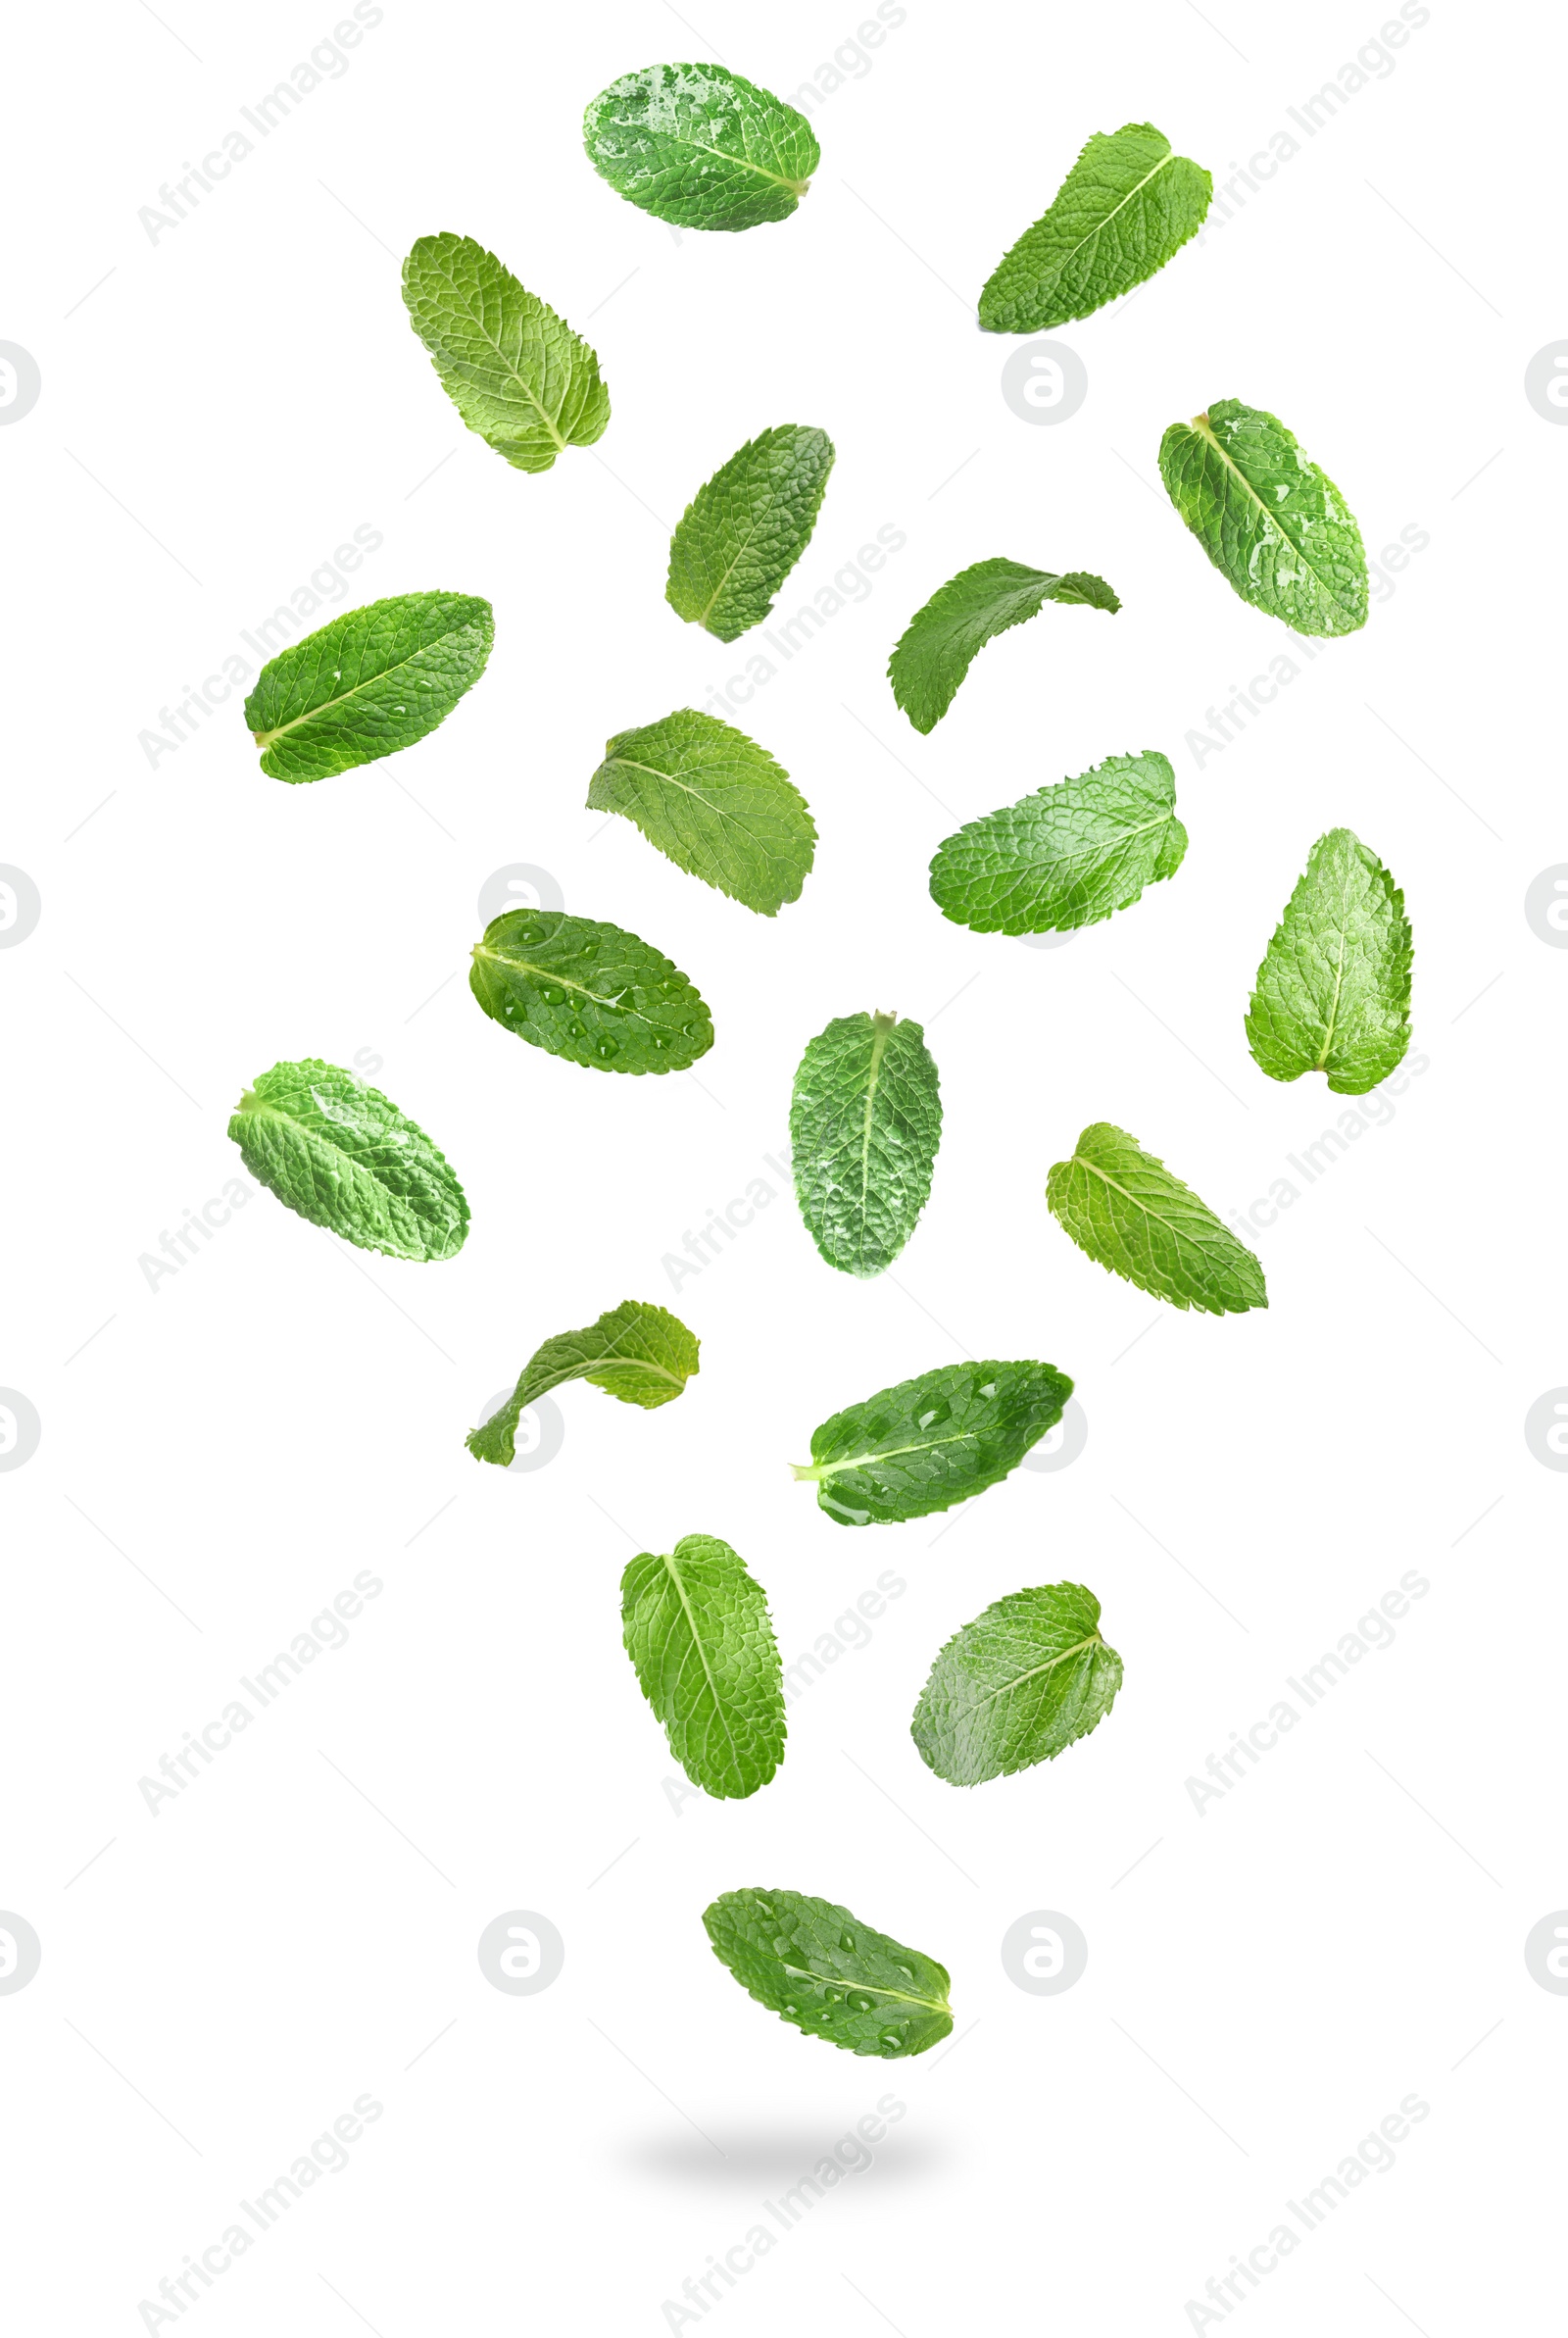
665,425,835,641
1158,399,1368,637
703,1888,952,2058
789,1012,942,1276
929,750,1186,935
468,1300,699,1467
794,1360,1072,1526
229,1060,467,1262
979,123,1212,331
1047,1123,1265,1316
586,709,815,916
911,1582,1122,1788
469,909,713,1074
1246,828,1412,1095
244,591,493,782
621,1535,786,1799
402,232,609,474
584,64,819,231
888,559,1119,734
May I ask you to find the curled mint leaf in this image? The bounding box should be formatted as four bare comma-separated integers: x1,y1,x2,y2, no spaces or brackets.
1247,828,1412,1095
911,1582,1122,1787
229,1060,467,1262
402,232,609,473
702,1888,952,2058
979,122,1212,332
1047,1122,1265,1316
666,425,835,641
621,1535,785,1799
888,558,1119,734
586,708,814,916
245,591,492,782
469,1299,698,1467
469,909,713,1074
1158,399,1368,637
789,1011,941,1276
929,749,1185,935
584,63,818,231
794,1360,1073,1526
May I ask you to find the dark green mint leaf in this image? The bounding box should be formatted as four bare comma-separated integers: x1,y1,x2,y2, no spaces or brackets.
469,1299,699,1467
245,591,492,781
584,64,818,231
703,1888,952,2057
794,1360,1073,1526
229,1059,467,1262
469,909,713,1074
929,749,1185,935
586,709,814,915
789,1011,941,1276
1046,1122,1265,1315
621,1534,785,1799
1158,399,1368,636
666,425,834,641
888,558,1119,734
402,232,609,473
911,1581,1122,1787
979,122,1211,331
1247,828,1412,1094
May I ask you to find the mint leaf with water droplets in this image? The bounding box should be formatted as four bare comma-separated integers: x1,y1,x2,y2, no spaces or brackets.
584,63,818,231
402,233,609,474
929,749,1185,935
1047,1122,1265,1315
789,1011,941,1276
793,1360,1073,1526
229,1060,468,1262
666,425,834,642
888,558,1119,734
245,591,492,781
702,1888,953,2058
911,1581,1122,1787
1247,828,1412,1094
979,122,1211,331
469,909,713,1074
1158,399,1368,637
621,1535,785,1799
586,709,814,916
468,1300,699,1467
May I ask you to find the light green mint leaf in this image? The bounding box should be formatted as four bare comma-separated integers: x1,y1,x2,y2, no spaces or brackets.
584,63,819,231
468,1299,699,1467
702,1888,952,2058
1158,399,1368,637
244,591,493,782
665,425,835,641
586,709,815,916
978,123,1211,332
229,1060,467,1263
402,232,609,474
911,1582,1122,1788
469,908,713,1074
888,558,1120,734
1246,828,1412,1094
929,750,1186,935
1047,1123,1265,1316
621,1535,785,1799
789,1011,941,1276
794,1359,1073,1526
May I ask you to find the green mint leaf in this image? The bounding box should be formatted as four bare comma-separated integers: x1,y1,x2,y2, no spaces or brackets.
469,909,713,1074
244,591,493,782
1246,828,1412,1095
702,1888,952,2058
911,1582,1122,1788
1158,399,1368,637
584,63,819,232
1047,1123,1266,1316
929,749,1186,935
468,1299,699,1467
402,232,609,474
665,425,835,641
586,709,815,916
888,558,1119,734
794,1360,1072,1526
789,1011,942,1276
978,123,1211,332
229,1060,467,1263
621,1535,786,1799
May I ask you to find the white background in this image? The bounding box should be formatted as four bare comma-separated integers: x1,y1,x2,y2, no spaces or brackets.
4,1,1560,2330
